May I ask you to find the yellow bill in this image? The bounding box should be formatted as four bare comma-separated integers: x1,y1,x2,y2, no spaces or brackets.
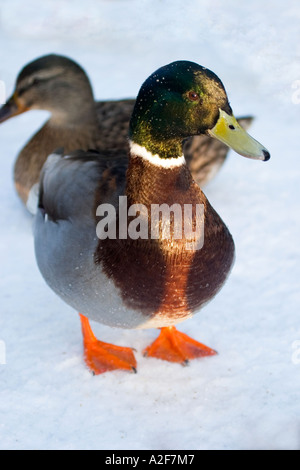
208,109,270,161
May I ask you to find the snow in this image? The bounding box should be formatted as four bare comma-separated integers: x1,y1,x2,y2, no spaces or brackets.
0,0,300,450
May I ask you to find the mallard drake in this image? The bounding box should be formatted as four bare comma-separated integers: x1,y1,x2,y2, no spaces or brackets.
34,60,269,374
0,54,253,212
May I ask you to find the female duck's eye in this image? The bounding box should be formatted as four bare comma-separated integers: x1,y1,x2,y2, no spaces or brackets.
32,77,41,86
188,91,200,102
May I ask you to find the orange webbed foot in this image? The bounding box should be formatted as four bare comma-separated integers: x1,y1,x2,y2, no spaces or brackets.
143,326,217,365
79,314,137,375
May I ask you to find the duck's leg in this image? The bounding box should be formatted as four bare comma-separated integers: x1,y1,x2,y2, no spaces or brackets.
143,326,217,364
79,314,137,375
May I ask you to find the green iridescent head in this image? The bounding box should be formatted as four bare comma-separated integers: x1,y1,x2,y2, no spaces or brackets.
129,61,270,161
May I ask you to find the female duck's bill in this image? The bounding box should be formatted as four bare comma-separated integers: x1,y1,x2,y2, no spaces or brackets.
0,93,29,122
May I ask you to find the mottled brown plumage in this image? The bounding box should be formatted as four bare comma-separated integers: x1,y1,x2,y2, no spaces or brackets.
13,99,135,205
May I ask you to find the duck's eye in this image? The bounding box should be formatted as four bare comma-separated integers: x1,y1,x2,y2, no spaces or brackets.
188,91,200,102
32,77,41,86
229,124,235,130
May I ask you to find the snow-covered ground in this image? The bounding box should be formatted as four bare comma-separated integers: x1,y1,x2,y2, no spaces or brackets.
0,0,300,450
